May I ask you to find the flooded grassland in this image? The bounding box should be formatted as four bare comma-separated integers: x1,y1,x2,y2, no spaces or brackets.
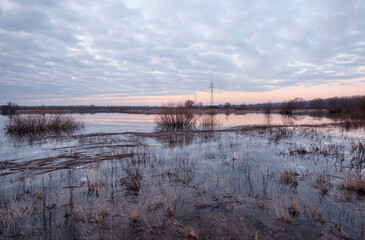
0,113,364,239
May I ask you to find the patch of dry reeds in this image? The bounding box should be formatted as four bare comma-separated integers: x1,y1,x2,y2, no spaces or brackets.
5,114,84,135
280,170,298,187
341,172,365,194
155,103,196,131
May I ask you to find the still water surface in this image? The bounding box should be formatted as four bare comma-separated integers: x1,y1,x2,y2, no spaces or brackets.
75,113,332,133
0,113,333,135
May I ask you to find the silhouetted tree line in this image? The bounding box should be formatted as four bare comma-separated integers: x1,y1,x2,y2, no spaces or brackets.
0,104,160,114
1,102,19,115
326,96,365,118
1,95,364,118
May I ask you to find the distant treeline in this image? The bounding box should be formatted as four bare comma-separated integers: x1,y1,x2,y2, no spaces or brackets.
1,95,365,118
0,103,160,115
220,95,365,116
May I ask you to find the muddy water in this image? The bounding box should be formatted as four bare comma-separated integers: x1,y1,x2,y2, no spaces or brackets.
0,114,365,239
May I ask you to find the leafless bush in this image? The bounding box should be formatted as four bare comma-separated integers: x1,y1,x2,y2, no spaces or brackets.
5,114,84,135
155,102,196,131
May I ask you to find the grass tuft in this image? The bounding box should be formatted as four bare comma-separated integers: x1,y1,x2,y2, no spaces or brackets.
120,171,142,194
341,173,365,194
280,170,298,187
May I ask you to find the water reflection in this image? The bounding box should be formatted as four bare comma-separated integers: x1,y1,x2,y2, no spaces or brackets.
198,115,222,130
5,131,79,146
264,114,272,126
155,131,215,148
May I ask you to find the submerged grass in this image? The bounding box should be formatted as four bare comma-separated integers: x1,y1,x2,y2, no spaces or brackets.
2,119,365,239
5,114,84,135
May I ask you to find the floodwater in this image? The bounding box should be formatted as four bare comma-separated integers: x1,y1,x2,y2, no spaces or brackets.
0,113,364,239
0,112,333,134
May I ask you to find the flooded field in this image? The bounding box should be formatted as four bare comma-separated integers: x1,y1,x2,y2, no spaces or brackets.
0,113,364,239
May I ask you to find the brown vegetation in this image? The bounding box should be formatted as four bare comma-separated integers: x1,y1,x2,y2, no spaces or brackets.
316,173,329,194
5,114,84,135
341,173,365,194
280,170,298,187
155,102,196,131
327,96,365,119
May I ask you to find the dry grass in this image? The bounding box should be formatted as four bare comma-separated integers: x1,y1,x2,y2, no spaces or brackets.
86,176,100,197
167,195,177,216
5,114,83,135
147,201,164,212
280,170,298,187
316,173,329,194
341,173,365,194
120,171,142,194
129,209,139,223
288,197,300,217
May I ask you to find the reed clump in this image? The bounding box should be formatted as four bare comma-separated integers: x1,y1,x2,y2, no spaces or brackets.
280,170,298,187
5,114,84,135
341,173,365,194
155,103,196,131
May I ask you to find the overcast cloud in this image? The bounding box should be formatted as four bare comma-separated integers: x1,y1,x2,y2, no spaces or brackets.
0,0,364,105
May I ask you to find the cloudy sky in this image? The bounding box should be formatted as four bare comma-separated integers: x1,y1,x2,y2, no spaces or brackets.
1,0,365,106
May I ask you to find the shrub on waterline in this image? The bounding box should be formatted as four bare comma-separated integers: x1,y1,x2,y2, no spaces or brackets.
5,114,84,135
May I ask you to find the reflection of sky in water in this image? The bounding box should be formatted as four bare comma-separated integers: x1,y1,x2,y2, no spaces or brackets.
73,113,334,134
0,113,329,163
0,113,357,137
77,113,156,133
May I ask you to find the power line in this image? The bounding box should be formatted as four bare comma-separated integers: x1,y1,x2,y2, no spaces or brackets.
210,80,214,106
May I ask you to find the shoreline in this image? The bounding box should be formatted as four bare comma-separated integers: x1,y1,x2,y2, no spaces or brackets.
8,108,329,115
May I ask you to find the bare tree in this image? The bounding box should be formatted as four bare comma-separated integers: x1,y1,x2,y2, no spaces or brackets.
280,98,303,115
184,100,195,108
223,102,232,115
264,102,272,114
310,98,325,109
2,102,19,115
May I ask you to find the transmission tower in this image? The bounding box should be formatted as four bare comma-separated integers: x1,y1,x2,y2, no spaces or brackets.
210,80,214,106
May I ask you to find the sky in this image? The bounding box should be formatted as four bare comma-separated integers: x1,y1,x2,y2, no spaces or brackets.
0,0,365,106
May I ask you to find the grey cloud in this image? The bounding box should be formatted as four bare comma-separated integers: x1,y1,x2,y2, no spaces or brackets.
0,0,364,105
